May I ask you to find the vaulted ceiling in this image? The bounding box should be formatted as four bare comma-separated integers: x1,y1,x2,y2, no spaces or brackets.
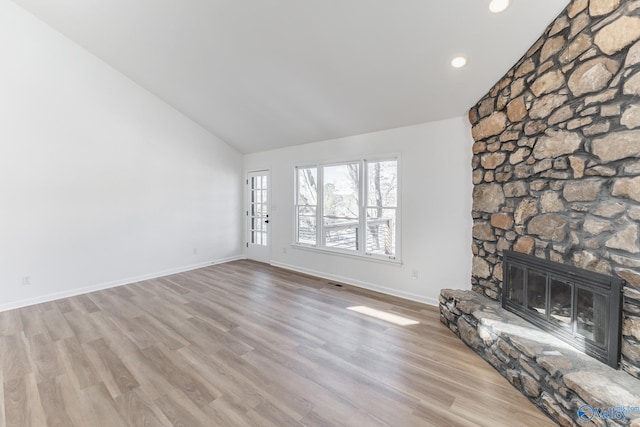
12,0,569,153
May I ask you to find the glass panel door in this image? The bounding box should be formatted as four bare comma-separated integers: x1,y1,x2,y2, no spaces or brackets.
247,171,270,263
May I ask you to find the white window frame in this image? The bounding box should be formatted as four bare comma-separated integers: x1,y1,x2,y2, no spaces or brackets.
293,154,401,263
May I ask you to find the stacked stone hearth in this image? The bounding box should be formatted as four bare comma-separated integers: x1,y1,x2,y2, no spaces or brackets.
440,0,640,425
440,289,640,427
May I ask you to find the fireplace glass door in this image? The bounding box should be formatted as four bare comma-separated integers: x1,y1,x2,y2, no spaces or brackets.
502,251,622,368
576,288,608,347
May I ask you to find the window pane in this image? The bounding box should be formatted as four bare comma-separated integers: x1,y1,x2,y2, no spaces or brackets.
297,206,316,245
296,167,317,245
323,164,359,251
367,160,397,207
324,226,358,250
297,168,317,205
366,208,395,256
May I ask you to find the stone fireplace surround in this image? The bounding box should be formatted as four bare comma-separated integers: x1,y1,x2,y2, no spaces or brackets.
440,0,640,425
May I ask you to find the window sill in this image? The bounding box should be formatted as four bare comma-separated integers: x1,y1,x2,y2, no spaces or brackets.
290,243,403,266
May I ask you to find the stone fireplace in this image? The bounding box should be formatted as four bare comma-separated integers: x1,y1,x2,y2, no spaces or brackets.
440,0,640,425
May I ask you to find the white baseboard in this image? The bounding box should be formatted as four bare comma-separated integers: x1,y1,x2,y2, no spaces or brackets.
0,254,245,313
270,261,439,307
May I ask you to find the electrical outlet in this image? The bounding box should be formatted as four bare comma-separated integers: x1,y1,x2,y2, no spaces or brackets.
22,275,31,286
411,270,419,280
282,247,287,254
193,248,198,255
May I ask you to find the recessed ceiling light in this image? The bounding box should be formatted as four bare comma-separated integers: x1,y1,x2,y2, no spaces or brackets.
489,0,510,13
451,56,467,68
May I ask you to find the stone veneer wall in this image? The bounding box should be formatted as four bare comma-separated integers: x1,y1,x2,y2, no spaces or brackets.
469,0,640,379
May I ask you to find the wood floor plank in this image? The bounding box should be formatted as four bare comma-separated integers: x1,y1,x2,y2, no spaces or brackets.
56,337,100,390
83,338,140,399
19,305,50,339
100,340,173,403
132,314,188,351
3,377,27,427
154,389,218,427
85,311,149,359
292,344,423,426
202,395,256,427
300,410,342,427
242,346,360,426
1,333,32,383
63,310,102,343
412,400,484,427
217,347,313,421
37,377,76,427
449,395,554,427
87,292,139,320
140,344,218,408
29,333,62,384
0,260,556,426
55,371,98,427
0,370,4,427
41,307,74,342
113,388,169,427
108,314,159,351
177,345,265,411
4,374,47,427
186,315,252,356
80,382,129,427
247,400,302,427
68,294,100,314
0,309,22,336
55,298,74,314
184,300,240,332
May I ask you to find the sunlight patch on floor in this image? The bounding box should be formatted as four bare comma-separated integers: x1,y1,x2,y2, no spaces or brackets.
347,306,419,326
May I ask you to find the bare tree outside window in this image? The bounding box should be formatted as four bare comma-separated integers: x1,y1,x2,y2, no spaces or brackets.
296,167,317,245
366,160,397,256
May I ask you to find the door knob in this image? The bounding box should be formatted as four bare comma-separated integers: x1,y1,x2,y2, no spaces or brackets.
265,220,270,224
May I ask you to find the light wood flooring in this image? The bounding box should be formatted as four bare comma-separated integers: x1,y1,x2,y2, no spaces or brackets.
0,260,555,426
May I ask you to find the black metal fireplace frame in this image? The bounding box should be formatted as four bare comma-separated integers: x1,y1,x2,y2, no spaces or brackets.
502,251,623,368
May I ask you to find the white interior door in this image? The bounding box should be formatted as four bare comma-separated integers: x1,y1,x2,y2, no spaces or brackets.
246,171,270,263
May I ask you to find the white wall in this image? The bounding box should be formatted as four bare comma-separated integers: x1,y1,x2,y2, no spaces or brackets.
0,1,243,310
244,117,473,305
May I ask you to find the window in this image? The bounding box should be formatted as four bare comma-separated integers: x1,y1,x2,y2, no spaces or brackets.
365,160,397,257
296,167,317,245
294,157,399,261
323,163,360,251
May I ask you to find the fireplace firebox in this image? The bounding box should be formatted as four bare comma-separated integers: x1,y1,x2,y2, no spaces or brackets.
502,251,623,368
